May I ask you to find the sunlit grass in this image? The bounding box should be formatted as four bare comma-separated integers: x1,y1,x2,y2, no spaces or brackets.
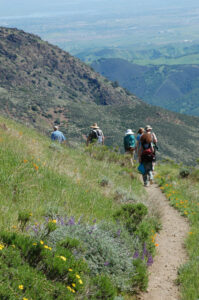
156,162,199,300
0,116,145,230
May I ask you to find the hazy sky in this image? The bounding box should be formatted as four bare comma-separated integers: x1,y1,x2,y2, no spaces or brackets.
1,0,199,51
1,0,199,18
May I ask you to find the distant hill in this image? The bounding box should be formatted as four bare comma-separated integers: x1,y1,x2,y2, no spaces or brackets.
76,44,199,65
92,58,199,116
0,27,199,164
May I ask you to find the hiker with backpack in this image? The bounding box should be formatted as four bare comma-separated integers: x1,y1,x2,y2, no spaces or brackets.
136,127,144,159
145,125,158,170
86,123,104,146
138,133,155,187
124,129,136,166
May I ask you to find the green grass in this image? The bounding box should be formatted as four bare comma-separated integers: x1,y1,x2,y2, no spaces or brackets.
156,161,199,300
0,115,162,299
0,115,146,230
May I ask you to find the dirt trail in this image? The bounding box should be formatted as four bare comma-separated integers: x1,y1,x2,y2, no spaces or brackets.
138,184,189,300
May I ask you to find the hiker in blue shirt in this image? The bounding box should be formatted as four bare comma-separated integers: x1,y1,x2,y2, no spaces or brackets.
51,126,66,143
124,129,136,166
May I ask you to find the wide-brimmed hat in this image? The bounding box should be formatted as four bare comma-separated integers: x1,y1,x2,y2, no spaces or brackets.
145,125,152,131
90,123,99,129
125,129,134,135
54,125,59,130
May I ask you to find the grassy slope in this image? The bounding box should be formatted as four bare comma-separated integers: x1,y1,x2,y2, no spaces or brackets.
156,162,199,300
0,115,145,230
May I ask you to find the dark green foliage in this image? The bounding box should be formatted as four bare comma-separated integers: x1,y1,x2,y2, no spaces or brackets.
179,168,190,178
18,211,32,231
91,275,117,299
111,80,119,88
113,203,148,234
132,259,148,292
0,231,87,299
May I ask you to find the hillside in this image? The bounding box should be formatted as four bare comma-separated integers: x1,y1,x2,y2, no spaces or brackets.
1,27,199,164
0,115,158,299
92,58,199,116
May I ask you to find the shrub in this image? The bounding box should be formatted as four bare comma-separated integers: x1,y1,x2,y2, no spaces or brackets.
0,231,88,298
179,168,190,178
132,259,148,291
18,211,32,231
91,275,117,299
113,203,148,234
44,219,141,292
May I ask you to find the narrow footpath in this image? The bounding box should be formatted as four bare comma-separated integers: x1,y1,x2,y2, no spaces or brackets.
138,184,189,300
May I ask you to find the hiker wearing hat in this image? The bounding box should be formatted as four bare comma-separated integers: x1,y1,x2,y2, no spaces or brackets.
86,123,104,146
145,125,158,170
139,133,155,187
51,125,66,143
124,129,136,166
145,125,157,146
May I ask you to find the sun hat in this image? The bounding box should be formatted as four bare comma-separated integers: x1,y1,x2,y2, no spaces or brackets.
125,129,134,135
54,125,59,130
90,123,99,129
145,125,152,131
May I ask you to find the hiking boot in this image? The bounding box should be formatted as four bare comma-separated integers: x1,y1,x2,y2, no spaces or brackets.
144,182,149,187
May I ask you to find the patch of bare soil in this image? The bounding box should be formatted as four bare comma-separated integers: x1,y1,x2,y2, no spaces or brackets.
138,184,189,300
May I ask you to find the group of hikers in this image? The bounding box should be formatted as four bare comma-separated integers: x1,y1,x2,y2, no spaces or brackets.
51,123,158,187
123,125,158,187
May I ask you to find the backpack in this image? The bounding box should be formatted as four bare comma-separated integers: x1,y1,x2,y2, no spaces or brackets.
141,143,155,162
124,135,135,151
91,129,103,144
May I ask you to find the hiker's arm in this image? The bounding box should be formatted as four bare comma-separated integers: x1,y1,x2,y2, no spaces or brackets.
138,146,142,163
102,135,105,145
153,133,157,144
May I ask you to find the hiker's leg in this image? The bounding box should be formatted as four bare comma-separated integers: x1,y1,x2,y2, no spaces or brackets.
130,150,134,166
148,162,154,184
142,161,149,186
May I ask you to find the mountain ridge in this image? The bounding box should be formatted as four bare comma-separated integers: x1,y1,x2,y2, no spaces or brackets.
0,26,199,164
91,58,199,116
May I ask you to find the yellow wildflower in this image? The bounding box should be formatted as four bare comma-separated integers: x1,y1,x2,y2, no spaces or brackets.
33,243,37,246
71,289,75,293
76,274,80,279
51,219,57,224
79,279,83,285
29,213,32,216
40,240,44,245
23,298,28,300
0,244,5,250
68,268,73,272
12,225,17,229
23,159,28,163
72,283,76,287
59,256,66,261
18,285,24,290
11,245,15,248
155,243,159,247
67,286,72,291
189,232,193,235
